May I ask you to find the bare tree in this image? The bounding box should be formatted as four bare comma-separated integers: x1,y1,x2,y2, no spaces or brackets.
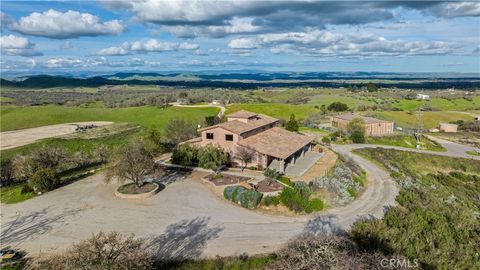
105,139,155,188
164,117,197,145
236,147,255,171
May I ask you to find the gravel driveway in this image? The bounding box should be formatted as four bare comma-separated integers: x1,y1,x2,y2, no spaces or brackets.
0,122,113,150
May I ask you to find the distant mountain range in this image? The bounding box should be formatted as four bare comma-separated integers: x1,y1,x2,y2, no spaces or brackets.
1,72,479,89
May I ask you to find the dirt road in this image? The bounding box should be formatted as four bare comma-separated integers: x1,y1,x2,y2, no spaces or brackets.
0,122,113,150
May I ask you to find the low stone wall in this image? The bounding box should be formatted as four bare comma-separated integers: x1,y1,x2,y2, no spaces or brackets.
114,183,160,200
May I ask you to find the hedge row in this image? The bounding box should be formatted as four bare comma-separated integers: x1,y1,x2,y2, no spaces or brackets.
223,185,263,209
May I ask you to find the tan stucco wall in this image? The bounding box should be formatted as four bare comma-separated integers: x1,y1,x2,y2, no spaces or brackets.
439,123,458,133
331,117,394,137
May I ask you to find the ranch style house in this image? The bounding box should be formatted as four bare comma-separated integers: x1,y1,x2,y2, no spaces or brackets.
188,110,315,173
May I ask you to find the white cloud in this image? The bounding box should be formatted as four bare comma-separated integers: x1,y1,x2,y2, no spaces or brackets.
131,39,177,52
96,39,200,56
427,2,480,17
0,34,42,56
228,38,258,49
44,57,108,68
228,30,457,57
9,9,124,39
179,42,200,50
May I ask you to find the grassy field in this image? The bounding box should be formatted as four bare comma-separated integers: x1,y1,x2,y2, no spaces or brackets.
226,103,315,120
0,183,36,204
0,105,218,131
393,96,480,111
366,134,445,151
372,111,473,129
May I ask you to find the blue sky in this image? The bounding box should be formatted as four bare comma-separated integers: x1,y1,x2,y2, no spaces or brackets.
1,1,479,74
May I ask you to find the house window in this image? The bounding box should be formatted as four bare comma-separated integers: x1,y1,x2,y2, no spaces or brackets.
206,132,214,139
225,134,234,141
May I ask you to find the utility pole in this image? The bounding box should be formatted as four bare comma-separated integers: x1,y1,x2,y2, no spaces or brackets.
415,108,423,149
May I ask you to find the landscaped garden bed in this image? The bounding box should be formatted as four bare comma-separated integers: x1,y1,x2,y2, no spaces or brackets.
115,182,160,199
117,182,157,194
205,173,250,186
254,179,284,193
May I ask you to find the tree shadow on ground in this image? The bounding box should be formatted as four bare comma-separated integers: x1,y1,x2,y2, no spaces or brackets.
1,207,82,244
150,167,194,186
303,214,345,236
146,216,223,261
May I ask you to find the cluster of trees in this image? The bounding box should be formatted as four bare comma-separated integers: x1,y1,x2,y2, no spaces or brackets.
1,145,108,193
171,144,229,170
327,102,349,112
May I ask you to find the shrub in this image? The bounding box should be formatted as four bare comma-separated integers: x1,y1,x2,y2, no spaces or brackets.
278,176,293,186
350,131,365,143
0,159,14,186
197,145,228,170
263,196,280,206
279,187,312,213
313,165,361,206
224,186,247,203
263,168,280,179
265,235,411,270
239,190,263,209
36,232,153,270
171,143,198,167
294,181,313,200
321,137,331,144
310,198,324,211
28,168,60,192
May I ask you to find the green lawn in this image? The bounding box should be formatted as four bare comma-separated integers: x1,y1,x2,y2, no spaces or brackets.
394,96,480,111
466,150,480,156
0,105,218,131
226,103,315,120
299,126,329,137
0,183,36,204
366,134,445,151
373,111,473,129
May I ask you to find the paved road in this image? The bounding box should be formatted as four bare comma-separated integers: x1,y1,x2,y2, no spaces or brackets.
2,137,475,259
0,122,113,150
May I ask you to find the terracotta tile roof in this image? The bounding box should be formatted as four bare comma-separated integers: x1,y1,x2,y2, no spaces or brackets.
227,110,258,119
199,114,279,135
333,114,392,124
238,127,314,159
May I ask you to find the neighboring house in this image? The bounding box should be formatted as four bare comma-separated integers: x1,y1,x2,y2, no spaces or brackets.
189,110,315,173
439,123,458,133
416,94,430,100
331,114,394,136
